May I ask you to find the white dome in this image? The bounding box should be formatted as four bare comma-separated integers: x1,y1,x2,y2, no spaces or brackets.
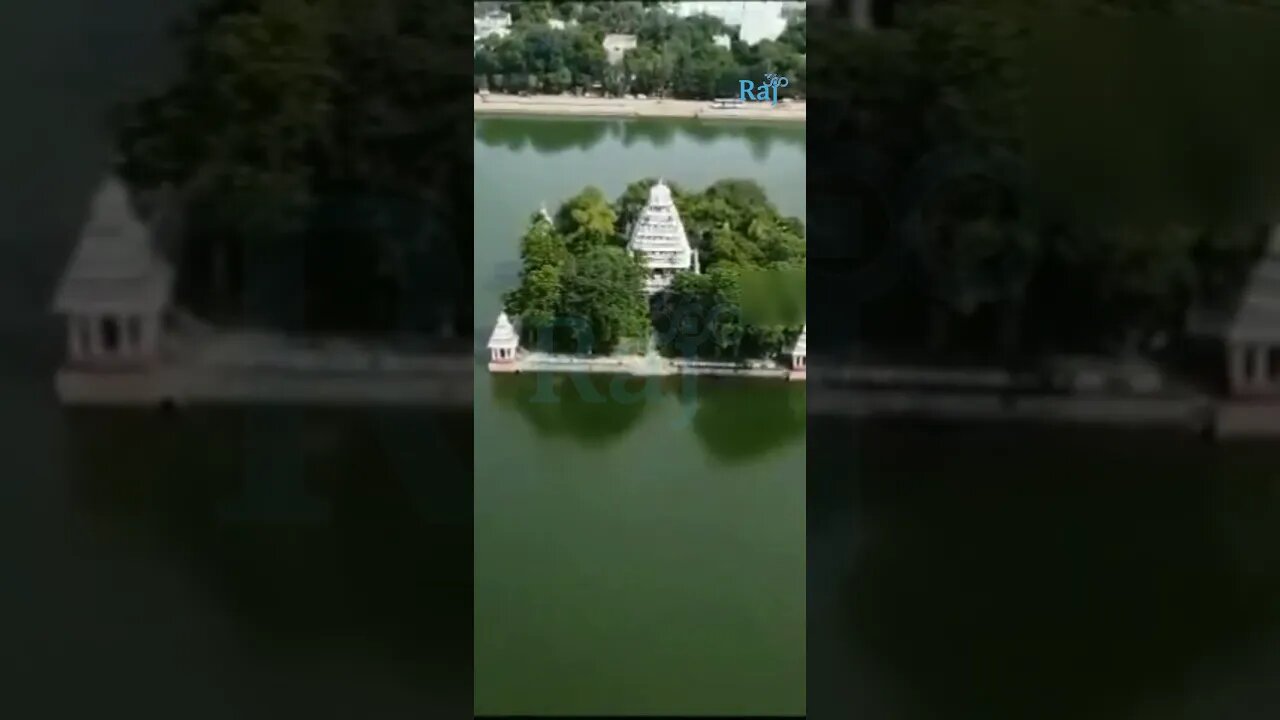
52,173,173,314
91,176,132,220
76,175,153,280
647,180,673,207
488,311,519,350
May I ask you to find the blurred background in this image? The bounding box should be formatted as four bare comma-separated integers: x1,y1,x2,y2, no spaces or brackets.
0,1,472,716
809,1,1280,718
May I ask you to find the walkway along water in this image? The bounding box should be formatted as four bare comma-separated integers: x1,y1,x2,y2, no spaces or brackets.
804,361,1280,439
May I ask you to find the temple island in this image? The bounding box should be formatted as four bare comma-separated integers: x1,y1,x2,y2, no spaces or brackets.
487,179,807,381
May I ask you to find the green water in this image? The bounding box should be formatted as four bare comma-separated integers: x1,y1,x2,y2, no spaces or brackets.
472,117,808,715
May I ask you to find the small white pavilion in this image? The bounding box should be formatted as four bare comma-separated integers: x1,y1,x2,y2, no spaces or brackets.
790,325,806,372
52,175,174,369
1226,228,1280,395
627,180,694,295
488,311,519,369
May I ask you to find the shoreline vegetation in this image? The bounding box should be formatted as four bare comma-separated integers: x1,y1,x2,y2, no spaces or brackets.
473,2,806,102
115,1,473,338
473,93,806,122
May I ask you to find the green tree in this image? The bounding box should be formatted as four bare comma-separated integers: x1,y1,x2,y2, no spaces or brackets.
623,44,671,95
504,216,570,338
555,186,619,252
643,179,805,358
474,2,805,100
117,0,336,317
559,245,649,354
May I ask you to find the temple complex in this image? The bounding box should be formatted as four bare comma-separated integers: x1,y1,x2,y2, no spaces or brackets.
626,180,695,295
487,180,802,382
52,175,173,370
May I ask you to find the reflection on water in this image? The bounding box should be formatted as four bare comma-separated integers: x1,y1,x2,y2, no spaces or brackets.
690,378,805,462
64,407,471,700
810,419,1280,720
490,373,805,461
490,374,650,444
474,114,804,714
475,116,805,157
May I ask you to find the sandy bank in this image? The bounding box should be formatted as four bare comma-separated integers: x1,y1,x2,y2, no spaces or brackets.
473,93,806,123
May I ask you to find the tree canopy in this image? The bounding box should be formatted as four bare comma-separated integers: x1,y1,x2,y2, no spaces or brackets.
114,0,471,336
504,198,648,355
811,0,1278,363
474,2,806,99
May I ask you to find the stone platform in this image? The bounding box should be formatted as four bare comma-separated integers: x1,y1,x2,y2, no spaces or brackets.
487,352,805,381
56,364,472,407
1215,401,1280,437
55,324,472,407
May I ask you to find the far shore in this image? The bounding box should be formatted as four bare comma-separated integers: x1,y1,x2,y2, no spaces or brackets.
473,92,806,123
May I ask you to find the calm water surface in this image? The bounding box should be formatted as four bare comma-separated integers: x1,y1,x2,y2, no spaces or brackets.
13,7,1280,719
1,3,470,716
472,117,807,715
810,420,1280,720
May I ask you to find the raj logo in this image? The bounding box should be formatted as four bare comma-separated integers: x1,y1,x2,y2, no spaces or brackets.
738,73,789,105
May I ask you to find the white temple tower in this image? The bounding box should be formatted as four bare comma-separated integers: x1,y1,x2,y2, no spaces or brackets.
488,311,519,371
52,175,174,369
627,180,693,295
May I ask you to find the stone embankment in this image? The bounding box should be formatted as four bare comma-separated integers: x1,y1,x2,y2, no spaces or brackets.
56,318,472,407
488,352,803,381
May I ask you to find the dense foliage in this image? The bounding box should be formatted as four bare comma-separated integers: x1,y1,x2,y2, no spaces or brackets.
114,0,471,336
505,178,806,360
503,191,649,355
811,0,1277,364
473,1,806,99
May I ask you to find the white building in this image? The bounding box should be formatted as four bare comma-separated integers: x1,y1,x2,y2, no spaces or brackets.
713,33,732,49
488,311,519,368
603,34,638,65
1225,228,1280,395
627,180,694,295
790,325,806,372
672,1,792,45
475,11,512,41
52,175,174,369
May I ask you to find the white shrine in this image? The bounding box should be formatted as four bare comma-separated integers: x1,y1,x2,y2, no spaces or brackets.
1225,227,1280,395
488,311,519,371
790,325,806,371
52,175,174,369
626,180,696,295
